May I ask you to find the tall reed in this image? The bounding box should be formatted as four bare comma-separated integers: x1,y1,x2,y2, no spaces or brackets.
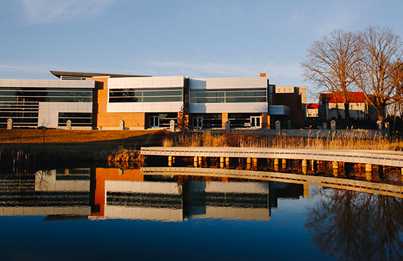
163,132,402,151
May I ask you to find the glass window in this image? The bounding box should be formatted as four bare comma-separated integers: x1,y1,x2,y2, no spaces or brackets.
109,87,183,103
190,88,266,103
0,87,93,103
58,112,92,127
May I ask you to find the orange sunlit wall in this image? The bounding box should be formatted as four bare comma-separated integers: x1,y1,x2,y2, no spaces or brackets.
92,168,144,217
93,77,146,129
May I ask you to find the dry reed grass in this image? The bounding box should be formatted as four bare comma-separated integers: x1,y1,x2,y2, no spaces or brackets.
163,132,403,151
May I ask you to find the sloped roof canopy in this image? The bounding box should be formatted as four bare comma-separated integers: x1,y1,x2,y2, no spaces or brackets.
50,70,151,79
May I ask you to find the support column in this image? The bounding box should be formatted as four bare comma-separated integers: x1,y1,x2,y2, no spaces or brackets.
345,163,351,177
222,113,229,129
303,184,309,198
7,118,13,130
274,158,279,172
302,159,307,175
282,159,287,170
194,156,198,168
168,156,172,167
198,156,202,167
365,163,372,181
379,165,384,180
310,160,316,173
225,157,230,169
253,158,258,170
261,112,268,129
220,157,224,169
332,161,339,177
246,157,252,170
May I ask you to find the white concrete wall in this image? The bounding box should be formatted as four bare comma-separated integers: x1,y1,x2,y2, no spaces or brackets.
0,79,95,128
103,206,183,221
0,206,91,216
189,77,268,113
35,170,90,192
108,102,183,113
104,180,182,221
38,102,93,128
190,77,267,89
190,181,269,194
0,79,94,88
190,102,267,113
105,181,181,195
107,76,185,113
108,76,184,88
190,206,270,221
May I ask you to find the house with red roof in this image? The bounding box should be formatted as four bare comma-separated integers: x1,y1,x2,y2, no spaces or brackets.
319,92,377,121
306,103,318,118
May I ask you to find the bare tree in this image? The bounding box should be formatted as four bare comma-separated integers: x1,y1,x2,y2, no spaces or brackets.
301,29,361,126
351,26,403,121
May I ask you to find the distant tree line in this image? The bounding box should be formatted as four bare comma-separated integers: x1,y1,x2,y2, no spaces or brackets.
301,26,403,126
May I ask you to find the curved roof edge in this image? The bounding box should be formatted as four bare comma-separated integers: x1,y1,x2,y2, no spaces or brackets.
50,70,151,79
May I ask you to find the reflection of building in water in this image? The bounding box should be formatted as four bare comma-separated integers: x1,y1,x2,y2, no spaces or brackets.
0,168,304,222
0,169,91,217
269,182,306,209
91,168,183,222
188,181,271,220
91,168,304,221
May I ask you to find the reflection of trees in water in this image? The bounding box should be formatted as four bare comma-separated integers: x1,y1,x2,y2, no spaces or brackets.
305,187,403,261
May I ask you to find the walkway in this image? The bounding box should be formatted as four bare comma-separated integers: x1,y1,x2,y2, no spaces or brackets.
141,167,403,199
141,147,403,168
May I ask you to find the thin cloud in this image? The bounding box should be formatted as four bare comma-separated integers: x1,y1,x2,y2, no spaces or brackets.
147,61,257,77
22,0,115,24
0,64,45,73
312,0,377,35
262,63,304,84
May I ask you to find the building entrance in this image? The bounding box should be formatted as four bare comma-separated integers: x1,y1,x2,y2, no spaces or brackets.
250,116,261,128
150,116,159,128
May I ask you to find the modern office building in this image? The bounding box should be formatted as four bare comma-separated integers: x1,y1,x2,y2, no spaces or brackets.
0,71,307,130
0,78,94,128
272,86,307,128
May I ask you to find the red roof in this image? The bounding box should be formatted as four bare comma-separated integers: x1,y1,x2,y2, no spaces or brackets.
307,103,318,109
321,92,372,103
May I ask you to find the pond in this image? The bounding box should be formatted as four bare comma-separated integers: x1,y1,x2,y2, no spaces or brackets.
0,167,402,261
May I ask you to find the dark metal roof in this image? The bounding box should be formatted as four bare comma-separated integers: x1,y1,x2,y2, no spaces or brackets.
50,70,151,79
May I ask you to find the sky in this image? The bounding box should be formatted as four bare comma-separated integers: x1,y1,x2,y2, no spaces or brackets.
0,0,403,100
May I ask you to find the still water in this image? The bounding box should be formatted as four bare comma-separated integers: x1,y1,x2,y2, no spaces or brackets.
0,167,402,261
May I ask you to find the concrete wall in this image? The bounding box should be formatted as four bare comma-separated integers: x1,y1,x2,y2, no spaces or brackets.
0,79,95,128
0,79,94,88
38,102,92,128
189,77,269,114
95,77,147,129
190,102,268,114
107,76,185,113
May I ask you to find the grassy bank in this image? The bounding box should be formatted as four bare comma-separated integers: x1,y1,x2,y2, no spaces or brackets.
0,129,156,145
0,129,163,170
163,132,403,151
